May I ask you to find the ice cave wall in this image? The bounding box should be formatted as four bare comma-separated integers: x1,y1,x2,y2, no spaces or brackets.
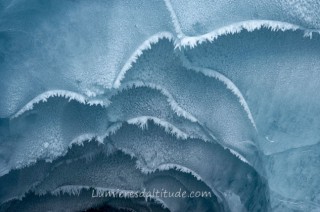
1,0,320,211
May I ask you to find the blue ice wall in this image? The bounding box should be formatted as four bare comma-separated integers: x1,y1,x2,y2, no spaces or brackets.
1,0,320,211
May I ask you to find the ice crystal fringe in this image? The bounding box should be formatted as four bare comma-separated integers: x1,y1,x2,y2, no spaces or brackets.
12,90,104,119
179,54,257,130
177,20,316,48
113,32,175,88
127,116,189,140
119,82,198,123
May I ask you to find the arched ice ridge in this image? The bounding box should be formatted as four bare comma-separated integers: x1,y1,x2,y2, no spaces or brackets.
166,0,320,36
2,116,267,211
182,24,320,210
0,140,226,212
0,85,213,175
183,27,320,155
0,188,169,212
116,38,263,168
0,0,175,118
1,0,320,211
107,120,270,211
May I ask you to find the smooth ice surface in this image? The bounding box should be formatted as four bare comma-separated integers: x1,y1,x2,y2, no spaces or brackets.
266,143,320,211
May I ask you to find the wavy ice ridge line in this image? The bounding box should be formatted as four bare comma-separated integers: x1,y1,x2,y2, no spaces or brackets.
113,20,320,87
9,93,250,169
113,20,316,88
142,163,203,181
107,118,251,168
65,117,197,160
127,116,189,140
12,90,105,119
118,82,199,123
8,21,299,171
127,151,233,208
104,117,192,142
113,32,175,89
177,20,316,48
12,20,318,121
179,55,257,130
6,20,315,172
61,117,194,165
70,134,104,147
150,163,226,204
163,0,184,38
10,82,199,128
111,20,318,127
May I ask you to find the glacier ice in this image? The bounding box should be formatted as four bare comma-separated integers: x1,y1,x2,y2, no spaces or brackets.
0,86,214,175
183,28,320,154
0,0,174,117
0,140,225,212
0,189,170,212
168,0,320,37
108,120,269,211
1,0,320,211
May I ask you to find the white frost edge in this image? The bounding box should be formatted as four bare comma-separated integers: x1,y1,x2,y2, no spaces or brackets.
6,116,194,174
105,121,250,168
104,116,190,141
69,134,104,147
109,148,204,183
127,116,189,140
10,135,105,175
180,56,257,130
11,90,104,119
7,20,314,173
177,20,318,48
11,21,319,120
113,32,175,89
228,149,249,164
112,21,318,118
112,20,320,90
113,84,252,165
104,122,124,137
119,81,198,123
196,67,257,130
138,163,227,203
143,163,203,181
163,0,184,38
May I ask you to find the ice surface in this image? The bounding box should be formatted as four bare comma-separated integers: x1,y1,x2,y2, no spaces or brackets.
108,120,269,211
184,28,320,155
0,86,213,175
0,0,174,117
1,0,320,211
168,0,320,36
0,189,169,212
117,39,262,168
0,140,225,212
265,143,320,211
